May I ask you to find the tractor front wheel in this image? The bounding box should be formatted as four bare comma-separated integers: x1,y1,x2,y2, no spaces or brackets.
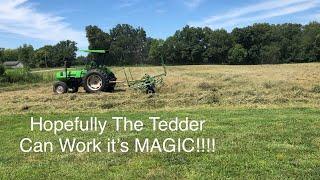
53,81,68,94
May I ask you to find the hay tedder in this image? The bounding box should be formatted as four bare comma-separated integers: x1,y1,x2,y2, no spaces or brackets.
53,50,166,94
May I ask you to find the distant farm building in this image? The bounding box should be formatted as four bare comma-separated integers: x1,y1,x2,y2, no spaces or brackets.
3,61,24,69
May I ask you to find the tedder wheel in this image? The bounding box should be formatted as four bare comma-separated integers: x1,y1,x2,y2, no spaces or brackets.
146,85,155,94
53,81,68,94
83,71,107,93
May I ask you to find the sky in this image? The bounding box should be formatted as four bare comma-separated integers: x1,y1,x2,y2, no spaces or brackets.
0,0,319,50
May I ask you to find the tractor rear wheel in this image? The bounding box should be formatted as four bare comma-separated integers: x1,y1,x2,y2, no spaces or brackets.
53,81,68,94
83,70,107,93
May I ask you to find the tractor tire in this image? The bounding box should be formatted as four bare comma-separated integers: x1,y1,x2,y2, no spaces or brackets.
103,73,117,92
69,86,79,93
83,70,107,93
53,81,68,94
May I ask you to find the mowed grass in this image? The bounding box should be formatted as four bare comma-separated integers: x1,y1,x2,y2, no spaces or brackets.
0,108,320,179
0,63,320,115
0,63,320,179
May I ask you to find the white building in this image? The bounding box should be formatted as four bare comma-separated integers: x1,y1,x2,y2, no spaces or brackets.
3,61,24,69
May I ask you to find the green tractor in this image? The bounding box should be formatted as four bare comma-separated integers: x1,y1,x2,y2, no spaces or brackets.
53,50,117,94
53,49,166,94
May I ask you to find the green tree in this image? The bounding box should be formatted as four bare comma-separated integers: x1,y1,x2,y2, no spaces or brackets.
228,44,247,65
203,28,232,64
54,40,78,66
302,22,320,62
231,23,275,64
86,25,111,65
75,56,87,65
86,24,149,66
162,36,179,65
110,24,148,65
148,39,164,65
17,44,34,67
0,48,4,63
275,23,303,63
1,49,19,63
163,26,206,65
261,44,281,64
34,45,55,68
315,34,320,61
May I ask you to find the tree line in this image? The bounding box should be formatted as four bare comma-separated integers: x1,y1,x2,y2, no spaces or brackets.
0,40,78,68
1,22,319,68
87,22,320,65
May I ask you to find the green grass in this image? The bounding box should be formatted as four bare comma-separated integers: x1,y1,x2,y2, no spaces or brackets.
1,107,319,179
0,69,55,90
0,69,42,83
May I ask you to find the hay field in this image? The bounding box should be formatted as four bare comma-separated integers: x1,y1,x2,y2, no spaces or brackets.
0,63,320,115
1,63,320,179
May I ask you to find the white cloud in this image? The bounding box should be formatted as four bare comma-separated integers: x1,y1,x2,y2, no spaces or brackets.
0,0,86,46
118,0,141,8
183,0,205,9
191,0,320,29
155,9,166,14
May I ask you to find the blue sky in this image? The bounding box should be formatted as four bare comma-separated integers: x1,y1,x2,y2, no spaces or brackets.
0,0,319,50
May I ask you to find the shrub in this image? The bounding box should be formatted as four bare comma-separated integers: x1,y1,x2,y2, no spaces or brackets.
0,68,42,83
0,64,5,76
